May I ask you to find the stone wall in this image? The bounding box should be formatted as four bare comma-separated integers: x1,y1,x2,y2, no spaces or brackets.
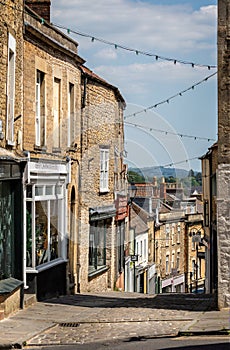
23,12,82,157
79,74,126,292
217,0,230,309
0,0,24,151
217,164,230,308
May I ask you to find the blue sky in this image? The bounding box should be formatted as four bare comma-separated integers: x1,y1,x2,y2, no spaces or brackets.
51,0,217,172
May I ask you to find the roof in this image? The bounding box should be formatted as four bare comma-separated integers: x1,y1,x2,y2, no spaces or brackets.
130,206,149,235
80,65,125,104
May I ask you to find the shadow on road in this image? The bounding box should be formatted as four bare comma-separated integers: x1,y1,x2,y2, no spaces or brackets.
44,292,217,312
160,344,229,350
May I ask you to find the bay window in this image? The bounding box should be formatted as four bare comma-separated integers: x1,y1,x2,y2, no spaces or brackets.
26,183,64,269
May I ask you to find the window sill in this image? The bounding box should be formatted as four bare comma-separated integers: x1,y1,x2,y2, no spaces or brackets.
88,265,109,280
26,258,67,273
99,190,109,195
6,140,15,147
34,145,47,152
52,147,61,153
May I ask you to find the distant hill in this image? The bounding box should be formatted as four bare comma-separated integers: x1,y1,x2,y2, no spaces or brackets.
129,166,193,180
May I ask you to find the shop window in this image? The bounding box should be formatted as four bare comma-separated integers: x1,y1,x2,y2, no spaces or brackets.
35,70,45,147
117,221,124,273
6,33,16,145
100,147,109,192
89,219,107,274
26,184,64,268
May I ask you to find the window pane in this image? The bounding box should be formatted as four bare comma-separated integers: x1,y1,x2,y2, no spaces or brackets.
50,200,59,261
26,202,32,267
89,220,106,273
35,201,48,265
35,186,43,196
45,185,53,196
55,185,62,195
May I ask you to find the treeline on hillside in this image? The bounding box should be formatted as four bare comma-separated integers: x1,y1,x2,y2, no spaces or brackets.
128,169,202,187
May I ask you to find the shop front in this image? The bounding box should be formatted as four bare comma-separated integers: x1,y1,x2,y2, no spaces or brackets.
23,159,70,300
0,155,25,316
162,274,185,293
115,194,128,291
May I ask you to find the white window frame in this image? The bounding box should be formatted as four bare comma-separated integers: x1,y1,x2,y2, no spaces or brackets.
26,183,65,270
53,77,61,149
35,70,46,147
6,33,16,145
100,147,109,192
68,83,74,147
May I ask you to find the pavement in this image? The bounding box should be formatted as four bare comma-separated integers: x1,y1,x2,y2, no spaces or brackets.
0,292,229,349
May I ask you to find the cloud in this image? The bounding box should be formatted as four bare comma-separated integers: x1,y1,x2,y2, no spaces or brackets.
51,0,217,56
93,48,118,60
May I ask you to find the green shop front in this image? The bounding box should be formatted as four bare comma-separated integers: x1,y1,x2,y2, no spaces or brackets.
0,154,24,317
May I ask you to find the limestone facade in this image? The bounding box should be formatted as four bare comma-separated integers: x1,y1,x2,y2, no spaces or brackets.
0,0,25,317
217,0,230,309
79,66,127,292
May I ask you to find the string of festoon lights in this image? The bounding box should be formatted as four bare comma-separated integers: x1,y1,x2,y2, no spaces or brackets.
2,0,217,70
52,22,217,70
162,156,201,168
124,121,216,142
124,71,217,120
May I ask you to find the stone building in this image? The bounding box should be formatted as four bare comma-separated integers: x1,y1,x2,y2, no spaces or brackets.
217,0,230,309
22,2,85,300
78,66,127,292
185,213,206,293
200,143,218,295
155,206,186,293
0,0,25,318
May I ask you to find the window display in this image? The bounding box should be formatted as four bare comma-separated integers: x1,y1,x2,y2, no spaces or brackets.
26,183,64,269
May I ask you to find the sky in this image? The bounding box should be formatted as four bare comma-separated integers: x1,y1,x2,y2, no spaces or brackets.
51,0,217,172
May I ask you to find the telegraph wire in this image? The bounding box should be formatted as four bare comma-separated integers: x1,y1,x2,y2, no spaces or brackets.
124,71,217,120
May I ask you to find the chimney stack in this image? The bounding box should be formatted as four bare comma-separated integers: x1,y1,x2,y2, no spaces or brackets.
26,0,51,22
160,176,166,201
